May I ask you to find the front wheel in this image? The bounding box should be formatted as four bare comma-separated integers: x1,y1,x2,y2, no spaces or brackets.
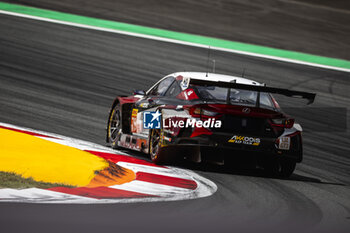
149,129,164,164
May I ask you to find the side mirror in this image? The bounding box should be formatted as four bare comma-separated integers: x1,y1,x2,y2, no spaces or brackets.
133,90,146,96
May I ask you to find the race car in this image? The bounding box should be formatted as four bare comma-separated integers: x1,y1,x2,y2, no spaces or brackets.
106,72,315,177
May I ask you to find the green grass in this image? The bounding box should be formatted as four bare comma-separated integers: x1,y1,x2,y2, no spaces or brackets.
0,171,74,189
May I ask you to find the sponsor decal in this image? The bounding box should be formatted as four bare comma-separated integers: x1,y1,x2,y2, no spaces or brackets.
176,88,199,100
143,111,162,129
180,76,190,90
139,103,149,108
228,135,260,146
278,136,290,150
131,108,138,133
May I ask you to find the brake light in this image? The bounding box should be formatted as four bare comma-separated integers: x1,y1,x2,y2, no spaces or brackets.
191,107,201,116
270,118,294,128
189,107,220,118
202,109,219,117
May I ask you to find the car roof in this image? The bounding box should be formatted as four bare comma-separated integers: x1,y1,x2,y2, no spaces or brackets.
170,72,262,86
146,72,263,95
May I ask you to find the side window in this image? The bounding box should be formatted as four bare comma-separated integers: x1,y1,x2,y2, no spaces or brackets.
149,76,174,96
165,80,181,97
260,92,274,108
148,83,160,96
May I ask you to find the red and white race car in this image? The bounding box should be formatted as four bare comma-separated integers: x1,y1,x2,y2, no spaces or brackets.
106,72,315,177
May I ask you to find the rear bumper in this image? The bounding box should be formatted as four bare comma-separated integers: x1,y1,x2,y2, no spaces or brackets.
163,133,303,162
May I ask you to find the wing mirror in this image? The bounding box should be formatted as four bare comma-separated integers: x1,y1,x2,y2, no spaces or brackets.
133,90,146,96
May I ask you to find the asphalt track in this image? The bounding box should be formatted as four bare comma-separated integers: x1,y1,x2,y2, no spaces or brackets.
0,14,349,233
3,0,350,60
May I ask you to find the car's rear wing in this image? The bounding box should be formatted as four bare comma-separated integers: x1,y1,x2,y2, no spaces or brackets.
189,79,316,104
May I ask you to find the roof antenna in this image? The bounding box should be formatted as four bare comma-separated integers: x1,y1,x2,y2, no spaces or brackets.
206,46,211,77
241,68,246,78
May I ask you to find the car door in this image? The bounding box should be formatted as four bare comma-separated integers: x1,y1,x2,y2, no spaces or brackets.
130,76,175,134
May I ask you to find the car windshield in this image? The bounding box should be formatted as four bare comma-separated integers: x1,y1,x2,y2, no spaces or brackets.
192,85,274,108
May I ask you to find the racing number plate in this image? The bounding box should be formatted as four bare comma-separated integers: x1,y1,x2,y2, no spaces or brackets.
278,137,290,150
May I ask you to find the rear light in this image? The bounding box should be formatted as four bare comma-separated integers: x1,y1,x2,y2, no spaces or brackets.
192,107,201,116
189,107,220,118
201,109,219,117
270,118,294,128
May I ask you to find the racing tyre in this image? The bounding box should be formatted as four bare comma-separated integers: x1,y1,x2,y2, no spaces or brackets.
107,103,122,148
265,158,296,178
279,159,296,178
149,129,166,164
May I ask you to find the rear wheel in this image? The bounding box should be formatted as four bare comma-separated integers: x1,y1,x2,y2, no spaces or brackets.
149,129,166,164
265,158,296,178
107,104,122,148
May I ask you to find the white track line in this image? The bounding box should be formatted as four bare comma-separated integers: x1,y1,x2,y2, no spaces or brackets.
0,188,94,202
0,10,349,73
117,162,192,179
110,180,192,197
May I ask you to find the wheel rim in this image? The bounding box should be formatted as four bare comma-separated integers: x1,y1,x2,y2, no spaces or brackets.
150,129,161,160
109,107,121,142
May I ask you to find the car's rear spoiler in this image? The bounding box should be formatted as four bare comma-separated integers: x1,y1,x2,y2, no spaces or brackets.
189,79,316,104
